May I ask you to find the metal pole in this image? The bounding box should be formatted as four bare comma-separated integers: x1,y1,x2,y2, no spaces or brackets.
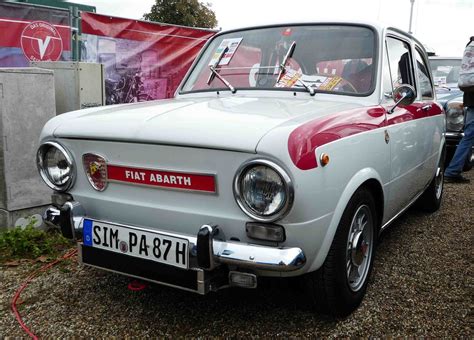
408,0,415,34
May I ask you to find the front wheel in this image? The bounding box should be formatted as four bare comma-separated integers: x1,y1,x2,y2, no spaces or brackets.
304,188,377,317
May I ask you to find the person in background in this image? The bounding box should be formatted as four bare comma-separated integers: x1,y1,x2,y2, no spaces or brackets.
444,37,474,183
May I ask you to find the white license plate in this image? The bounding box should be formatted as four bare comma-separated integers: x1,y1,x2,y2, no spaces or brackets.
82,219,189,269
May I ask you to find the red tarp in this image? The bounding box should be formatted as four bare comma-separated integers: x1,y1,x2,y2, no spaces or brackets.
80,12,216,103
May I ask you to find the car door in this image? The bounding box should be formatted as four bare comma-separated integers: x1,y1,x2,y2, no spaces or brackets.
411,45,443,186
382,35,430,219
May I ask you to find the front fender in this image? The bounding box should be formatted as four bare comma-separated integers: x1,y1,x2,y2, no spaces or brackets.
308,167,384,272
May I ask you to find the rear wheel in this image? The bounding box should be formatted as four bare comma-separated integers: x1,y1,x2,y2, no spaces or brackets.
304,187,377,317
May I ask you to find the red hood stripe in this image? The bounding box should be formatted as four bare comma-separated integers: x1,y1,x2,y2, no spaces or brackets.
288,102,444,170
288,106,387,170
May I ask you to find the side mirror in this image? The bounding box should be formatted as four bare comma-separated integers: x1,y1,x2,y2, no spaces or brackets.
388,84,416,114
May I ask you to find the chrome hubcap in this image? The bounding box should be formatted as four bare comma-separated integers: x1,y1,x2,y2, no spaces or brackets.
435,166,443,200
346,205,373,292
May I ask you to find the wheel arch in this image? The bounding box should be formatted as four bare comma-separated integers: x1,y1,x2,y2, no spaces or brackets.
363,178,384,233
307,167,385,272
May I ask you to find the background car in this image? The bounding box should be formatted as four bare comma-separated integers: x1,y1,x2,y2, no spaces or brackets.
430,56,462,97
429,57,473,170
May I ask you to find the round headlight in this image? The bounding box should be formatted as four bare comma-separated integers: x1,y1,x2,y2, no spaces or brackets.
234,160,294,222
446,101,464,132
37,141,75,191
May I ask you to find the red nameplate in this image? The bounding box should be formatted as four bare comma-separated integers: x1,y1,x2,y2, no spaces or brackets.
107,165,216,193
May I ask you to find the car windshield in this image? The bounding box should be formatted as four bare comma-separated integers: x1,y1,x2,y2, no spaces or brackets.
429,58,462,86
181,25,376,96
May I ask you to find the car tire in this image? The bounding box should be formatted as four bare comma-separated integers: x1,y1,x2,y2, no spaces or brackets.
417,149,445,213
304,187,377,317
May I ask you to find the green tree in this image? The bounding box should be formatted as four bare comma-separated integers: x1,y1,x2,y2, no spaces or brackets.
143,0,217,29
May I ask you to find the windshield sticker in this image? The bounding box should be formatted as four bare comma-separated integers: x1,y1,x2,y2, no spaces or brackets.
278,74,344,91
209,38,243,66
318,76,343,91
275,68,302,88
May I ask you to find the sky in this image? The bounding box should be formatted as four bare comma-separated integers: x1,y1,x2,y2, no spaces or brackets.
78,0,473,56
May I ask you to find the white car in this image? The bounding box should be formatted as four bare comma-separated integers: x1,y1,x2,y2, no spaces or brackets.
38,22,445,317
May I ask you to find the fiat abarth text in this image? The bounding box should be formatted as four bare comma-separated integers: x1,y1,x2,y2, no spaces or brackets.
38,22,445,316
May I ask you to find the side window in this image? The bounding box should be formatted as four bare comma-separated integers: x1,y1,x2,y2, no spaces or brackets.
386,37,415,90
415,47,434,99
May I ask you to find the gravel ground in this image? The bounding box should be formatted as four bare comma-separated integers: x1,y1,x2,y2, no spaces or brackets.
1,171,472,337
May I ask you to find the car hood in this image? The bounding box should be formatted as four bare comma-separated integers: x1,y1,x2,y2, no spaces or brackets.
49,96,363,152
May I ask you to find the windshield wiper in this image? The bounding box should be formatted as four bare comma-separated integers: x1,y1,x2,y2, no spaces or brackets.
276,41,315,96
276,41,296,82
295,77,316,96
207,46,236,93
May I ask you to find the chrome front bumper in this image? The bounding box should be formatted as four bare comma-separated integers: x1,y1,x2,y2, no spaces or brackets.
43,201,306,273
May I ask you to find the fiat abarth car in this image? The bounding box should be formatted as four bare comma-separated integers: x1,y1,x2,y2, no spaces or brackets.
38,22,445,317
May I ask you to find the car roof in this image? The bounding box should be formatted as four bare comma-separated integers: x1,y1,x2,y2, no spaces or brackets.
217,20,426,52
222,19,398,31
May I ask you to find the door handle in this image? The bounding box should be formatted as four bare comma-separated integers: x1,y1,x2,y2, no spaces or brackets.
421,104,432,111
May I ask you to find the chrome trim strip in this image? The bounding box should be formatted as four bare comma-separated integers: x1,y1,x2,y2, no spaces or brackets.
380,182,429,232
36,141,76,192
233,159,295,223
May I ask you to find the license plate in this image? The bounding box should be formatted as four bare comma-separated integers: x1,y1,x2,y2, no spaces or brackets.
82,219,189,269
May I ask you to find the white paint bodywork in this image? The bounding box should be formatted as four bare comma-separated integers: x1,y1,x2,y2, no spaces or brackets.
39,24,445,277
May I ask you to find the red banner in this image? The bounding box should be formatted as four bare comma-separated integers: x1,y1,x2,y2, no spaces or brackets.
80,12,215,104
107,165,217,193
0,2,71,67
